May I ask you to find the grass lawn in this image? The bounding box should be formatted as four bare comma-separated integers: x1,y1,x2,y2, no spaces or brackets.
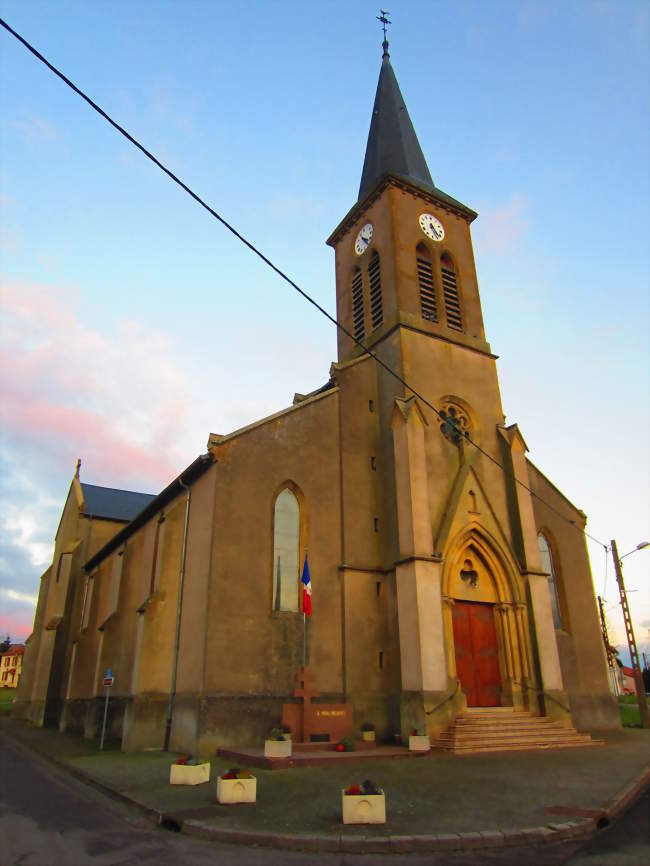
0,688,16,714
617,694,650,727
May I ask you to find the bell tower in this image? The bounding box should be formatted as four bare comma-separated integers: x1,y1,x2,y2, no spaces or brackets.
327,39,492,369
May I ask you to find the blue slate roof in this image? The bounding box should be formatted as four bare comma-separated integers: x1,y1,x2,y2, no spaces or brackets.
358,51,434,201
80,483,156,522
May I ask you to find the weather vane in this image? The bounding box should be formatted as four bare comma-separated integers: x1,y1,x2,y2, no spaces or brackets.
377,9,391,57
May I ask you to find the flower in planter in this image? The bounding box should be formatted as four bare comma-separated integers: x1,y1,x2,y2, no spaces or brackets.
411,727,424,737
220,767,252,780
360,779,383,795
268,726,288,741
360,722,375,732
338,736,355,752
174,755,199,765
344,779,383,796
336,743,345,752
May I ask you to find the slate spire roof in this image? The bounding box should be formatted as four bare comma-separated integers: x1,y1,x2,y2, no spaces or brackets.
358,43,435,201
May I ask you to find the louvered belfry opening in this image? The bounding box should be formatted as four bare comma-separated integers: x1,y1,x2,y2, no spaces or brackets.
351,267,365,342
441,253,463,331
416,243,438,322
368,250,383,330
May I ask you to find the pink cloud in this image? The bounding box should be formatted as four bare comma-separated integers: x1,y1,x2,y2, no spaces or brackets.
0,274,195,489
0,613,33,643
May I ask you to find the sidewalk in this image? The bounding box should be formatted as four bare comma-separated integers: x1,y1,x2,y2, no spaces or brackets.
2,717,649,854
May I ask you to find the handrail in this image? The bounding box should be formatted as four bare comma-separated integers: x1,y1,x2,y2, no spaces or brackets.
512,679,571,715
425,680,461,715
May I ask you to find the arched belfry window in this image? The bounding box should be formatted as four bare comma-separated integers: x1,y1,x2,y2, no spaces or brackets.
537,532,563,629
273,488,300,611
351,267,365,343
440,253,463,331
416,243,438,322
368,250,383,331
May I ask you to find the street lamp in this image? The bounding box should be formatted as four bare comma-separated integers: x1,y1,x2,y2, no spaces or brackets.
610,539,649,729
620,541,650,559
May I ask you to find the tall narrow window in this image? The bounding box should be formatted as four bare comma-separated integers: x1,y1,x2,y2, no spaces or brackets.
368,250,383,330
273,489,300,612
441,253,463,331
351,267,365,343
538,533,563,629
416,243,438,322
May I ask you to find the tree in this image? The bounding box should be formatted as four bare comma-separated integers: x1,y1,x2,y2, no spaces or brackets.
643,665,650,695
0,635,10,653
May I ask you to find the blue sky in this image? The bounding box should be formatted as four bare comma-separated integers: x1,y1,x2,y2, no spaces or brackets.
1,1,648,663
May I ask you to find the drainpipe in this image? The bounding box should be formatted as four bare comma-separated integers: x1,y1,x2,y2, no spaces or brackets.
164,475,191,752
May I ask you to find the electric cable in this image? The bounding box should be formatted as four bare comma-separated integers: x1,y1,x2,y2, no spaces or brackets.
1,17,609,552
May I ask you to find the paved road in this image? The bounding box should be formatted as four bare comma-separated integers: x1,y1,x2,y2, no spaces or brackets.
0,731,647,865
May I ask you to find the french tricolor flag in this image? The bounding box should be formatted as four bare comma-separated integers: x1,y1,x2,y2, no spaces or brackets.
301,554,312,617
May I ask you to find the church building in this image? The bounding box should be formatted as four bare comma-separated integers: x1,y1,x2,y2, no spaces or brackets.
14,40,619,752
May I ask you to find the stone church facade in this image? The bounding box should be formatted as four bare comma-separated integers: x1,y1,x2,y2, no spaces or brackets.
14,46,619,751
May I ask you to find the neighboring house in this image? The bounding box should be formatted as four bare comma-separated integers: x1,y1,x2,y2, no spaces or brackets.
14,42,620,752
0,645,24,688
621,666,636,695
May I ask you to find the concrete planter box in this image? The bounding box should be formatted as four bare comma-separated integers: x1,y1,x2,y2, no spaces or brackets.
169,762,210,785
409,735,430,751
264,738,291,758
217,775,257,804
361,730,375,742
342,790,386,824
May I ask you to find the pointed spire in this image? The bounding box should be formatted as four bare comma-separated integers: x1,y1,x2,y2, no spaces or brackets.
358,45,435,201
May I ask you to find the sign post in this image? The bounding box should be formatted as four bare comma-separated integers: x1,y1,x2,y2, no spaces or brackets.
99,667,114,750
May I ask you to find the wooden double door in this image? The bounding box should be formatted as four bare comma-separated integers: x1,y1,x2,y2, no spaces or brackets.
452,601,501,707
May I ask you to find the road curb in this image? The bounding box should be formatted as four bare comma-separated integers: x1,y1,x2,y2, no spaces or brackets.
3,722,649,854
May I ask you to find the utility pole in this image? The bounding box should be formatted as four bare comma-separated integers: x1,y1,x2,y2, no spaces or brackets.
611,539,649,728
598,595,618,696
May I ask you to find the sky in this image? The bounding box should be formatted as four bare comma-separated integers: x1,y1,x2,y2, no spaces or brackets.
0,1,648,667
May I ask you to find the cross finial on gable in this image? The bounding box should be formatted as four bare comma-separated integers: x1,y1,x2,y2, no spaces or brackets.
75,458,82,479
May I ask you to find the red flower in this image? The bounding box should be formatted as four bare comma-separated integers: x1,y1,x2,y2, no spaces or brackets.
336,743,345,752
345,783,362,795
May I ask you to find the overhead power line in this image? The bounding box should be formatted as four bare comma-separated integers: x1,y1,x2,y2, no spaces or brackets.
1,17,608,552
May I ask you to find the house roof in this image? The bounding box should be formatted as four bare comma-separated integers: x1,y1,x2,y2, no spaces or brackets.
2,644,24,656
80,483,156,522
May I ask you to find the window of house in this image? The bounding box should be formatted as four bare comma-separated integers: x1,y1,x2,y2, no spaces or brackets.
538,532,563,629
368,250,383,331
416,243,438,322
272,488,300,612
440,253,463,331
351,267,365,343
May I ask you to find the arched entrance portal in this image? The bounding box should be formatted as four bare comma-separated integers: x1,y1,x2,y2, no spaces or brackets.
443,531,532,710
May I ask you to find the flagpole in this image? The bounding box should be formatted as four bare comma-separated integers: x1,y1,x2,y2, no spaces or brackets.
302,546,308,667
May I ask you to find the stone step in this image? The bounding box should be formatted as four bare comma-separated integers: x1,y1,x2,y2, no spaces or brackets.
435,708,601,755
437,740,603,755
437,734,591,748
453,718,555,730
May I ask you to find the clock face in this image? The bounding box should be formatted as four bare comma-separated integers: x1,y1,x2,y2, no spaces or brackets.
354,222,374,256
419,213,445,242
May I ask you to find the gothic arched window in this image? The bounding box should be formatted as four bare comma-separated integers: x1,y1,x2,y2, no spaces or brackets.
368,250,383,331
538,532,563,629
440,253,463,331
272,488,300,611
416,243,438,322
351,267,365,343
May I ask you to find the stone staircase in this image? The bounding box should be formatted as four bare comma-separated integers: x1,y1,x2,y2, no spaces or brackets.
435,707,603,755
